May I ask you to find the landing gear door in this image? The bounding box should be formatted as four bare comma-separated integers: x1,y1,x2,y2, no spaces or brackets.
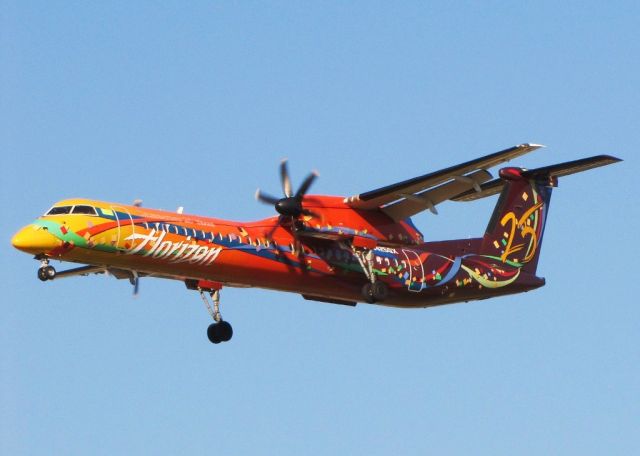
402,249,425,292
111,206,135,251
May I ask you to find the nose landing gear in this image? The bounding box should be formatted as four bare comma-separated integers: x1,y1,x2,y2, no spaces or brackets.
37,258,56,282
199,288,233,344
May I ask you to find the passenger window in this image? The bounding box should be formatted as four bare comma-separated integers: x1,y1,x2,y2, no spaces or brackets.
46,206,72,215
72,205,97,215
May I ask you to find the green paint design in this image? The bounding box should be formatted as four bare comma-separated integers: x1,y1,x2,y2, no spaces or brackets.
34,219,118,253
460,264,520,288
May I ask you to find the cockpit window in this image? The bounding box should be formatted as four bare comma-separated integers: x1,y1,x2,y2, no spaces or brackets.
45,205,98,216
46,206,72,215
72,205,97,215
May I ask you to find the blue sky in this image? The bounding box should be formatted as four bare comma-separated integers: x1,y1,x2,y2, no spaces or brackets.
1,1,638,454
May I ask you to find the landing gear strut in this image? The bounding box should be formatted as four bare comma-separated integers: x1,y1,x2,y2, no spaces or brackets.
37,258,56,282
199,288,233,344
348,244,389,304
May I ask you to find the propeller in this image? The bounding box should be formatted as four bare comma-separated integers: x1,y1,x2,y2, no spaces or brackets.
130,271,140,297
255,160,319,272
255,159,318,219
133,277,140,297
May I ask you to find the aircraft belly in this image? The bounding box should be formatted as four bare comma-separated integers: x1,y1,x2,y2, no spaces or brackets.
54,241,545,308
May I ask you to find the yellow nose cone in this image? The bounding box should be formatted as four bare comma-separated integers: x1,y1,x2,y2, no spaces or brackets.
11,225,60,254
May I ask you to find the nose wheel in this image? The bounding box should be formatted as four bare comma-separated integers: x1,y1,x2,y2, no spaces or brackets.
37,259,56,281
199,288,233,344
207,320,233,344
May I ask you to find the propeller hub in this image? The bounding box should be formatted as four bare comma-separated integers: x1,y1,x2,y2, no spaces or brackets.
275,197,302,217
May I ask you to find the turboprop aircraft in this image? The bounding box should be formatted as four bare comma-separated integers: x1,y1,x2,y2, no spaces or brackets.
11,144,620,344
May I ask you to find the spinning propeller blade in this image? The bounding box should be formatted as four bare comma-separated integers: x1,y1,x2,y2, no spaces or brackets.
255,190,280,205
255,159,319,220
133,276,140,297
130,271,140,297
280,159,293,198
295,171,318,198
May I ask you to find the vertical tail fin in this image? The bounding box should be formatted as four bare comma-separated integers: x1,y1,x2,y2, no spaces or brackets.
480,155,621,275
481,168,552,274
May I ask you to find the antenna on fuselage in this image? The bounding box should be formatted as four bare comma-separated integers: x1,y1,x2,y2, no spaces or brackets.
133,199,143,207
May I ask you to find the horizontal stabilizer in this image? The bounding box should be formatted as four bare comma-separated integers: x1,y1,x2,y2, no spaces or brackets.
521,155,622,179
452,155,622,202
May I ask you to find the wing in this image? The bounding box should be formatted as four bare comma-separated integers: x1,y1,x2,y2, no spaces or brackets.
381,169,492,220
344,143,543,220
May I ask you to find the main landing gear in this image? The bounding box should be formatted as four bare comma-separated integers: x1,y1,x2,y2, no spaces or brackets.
37,258,56,282
199,288,233,344
362,281,388,304
349,245,389,304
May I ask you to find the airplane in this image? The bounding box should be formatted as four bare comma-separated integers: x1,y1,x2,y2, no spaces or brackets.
11,144,621,344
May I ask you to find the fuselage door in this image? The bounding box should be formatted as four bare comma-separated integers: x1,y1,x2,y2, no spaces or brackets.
402,249,425,292
111,206,135,251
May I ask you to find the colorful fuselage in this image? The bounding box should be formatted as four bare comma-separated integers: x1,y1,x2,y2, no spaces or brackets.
12,195,545,307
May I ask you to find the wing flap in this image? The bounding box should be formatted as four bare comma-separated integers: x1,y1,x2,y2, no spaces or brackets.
451,178,504,202
345,143,543,210
382,169,492,221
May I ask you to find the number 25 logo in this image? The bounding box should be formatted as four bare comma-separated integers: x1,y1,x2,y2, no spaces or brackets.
500,202,542,264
